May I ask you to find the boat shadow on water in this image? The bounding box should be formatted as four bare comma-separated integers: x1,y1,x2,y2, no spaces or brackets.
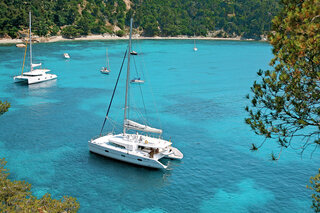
88,151,174,188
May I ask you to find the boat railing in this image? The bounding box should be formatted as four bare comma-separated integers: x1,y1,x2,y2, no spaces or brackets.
91,131,114,140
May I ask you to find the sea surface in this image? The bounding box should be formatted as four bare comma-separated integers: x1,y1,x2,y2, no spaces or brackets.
0,40,318,213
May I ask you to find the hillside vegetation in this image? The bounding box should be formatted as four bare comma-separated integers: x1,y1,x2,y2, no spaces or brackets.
0,0,280,39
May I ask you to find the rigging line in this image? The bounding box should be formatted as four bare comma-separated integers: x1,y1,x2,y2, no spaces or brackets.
127,81,146,125
21,41,28,75
134,43,148,121
99,49,128,136
132,55,148,118
110,118,122,128
130,106,149,125
140,52,163,131
107,117,121,129
133,55,139,77
134,38,146,80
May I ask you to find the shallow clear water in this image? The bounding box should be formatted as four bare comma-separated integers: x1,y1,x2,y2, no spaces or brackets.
0,40,318,213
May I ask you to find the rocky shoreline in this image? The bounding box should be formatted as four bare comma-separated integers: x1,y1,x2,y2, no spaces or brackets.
0,34,267,45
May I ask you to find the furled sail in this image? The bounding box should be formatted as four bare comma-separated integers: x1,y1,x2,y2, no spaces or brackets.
31,63,42,68
124,119,162,134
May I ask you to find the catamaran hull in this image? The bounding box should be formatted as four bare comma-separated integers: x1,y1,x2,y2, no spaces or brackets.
88,142,167,169
14,74,57,85
100,70,110,74
13,77,28,83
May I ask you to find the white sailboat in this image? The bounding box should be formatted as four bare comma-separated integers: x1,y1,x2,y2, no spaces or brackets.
89,18,183,169
14,12,57,85
100,48,110,74
193,37,198,51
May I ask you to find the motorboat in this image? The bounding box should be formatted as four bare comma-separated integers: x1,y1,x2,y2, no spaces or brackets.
130,77,144,84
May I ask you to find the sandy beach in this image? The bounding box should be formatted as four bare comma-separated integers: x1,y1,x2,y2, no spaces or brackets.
0,34,260,45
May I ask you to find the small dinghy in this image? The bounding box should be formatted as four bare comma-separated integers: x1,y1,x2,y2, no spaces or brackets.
130,77,144,84
130,51,138,55
164,147,184,160
100,67,110,74
64,53,70,59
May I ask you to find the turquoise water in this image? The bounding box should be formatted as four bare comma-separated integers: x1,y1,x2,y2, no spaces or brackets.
0,40,318,212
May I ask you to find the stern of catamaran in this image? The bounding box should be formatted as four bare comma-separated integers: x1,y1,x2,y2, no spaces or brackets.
13,76,29,83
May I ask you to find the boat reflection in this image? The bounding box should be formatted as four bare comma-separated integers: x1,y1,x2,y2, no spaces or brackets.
88,151,172,188
27,79,57,90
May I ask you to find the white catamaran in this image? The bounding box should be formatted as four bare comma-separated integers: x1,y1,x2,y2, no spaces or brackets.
14,12,57,85
89,18,183,169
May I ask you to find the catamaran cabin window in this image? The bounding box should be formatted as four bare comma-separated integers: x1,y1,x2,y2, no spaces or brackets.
108,142,125,149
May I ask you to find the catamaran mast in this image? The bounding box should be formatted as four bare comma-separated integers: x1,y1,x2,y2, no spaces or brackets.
29,11,33,71
123,18,133,134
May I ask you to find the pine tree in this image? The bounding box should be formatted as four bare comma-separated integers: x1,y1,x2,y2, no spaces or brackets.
246,0,320,210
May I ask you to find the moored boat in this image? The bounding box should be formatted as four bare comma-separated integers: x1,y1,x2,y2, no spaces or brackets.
89,18,183,169
100,48,111,74
130,51,138,55
130,77,144,84
14,12,57,85
63,53,70,59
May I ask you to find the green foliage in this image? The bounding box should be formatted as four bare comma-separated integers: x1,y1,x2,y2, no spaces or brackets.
90,20,107,35
61,26,81,38
77,17,90,35
246,0,320,210
0,101,10,116
0,158,80,212
308,169,320,212
132,0,280,38
34,20,49,37
50,25,60,36
246,0,320,156
0,0,280,39
116,30,125,37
